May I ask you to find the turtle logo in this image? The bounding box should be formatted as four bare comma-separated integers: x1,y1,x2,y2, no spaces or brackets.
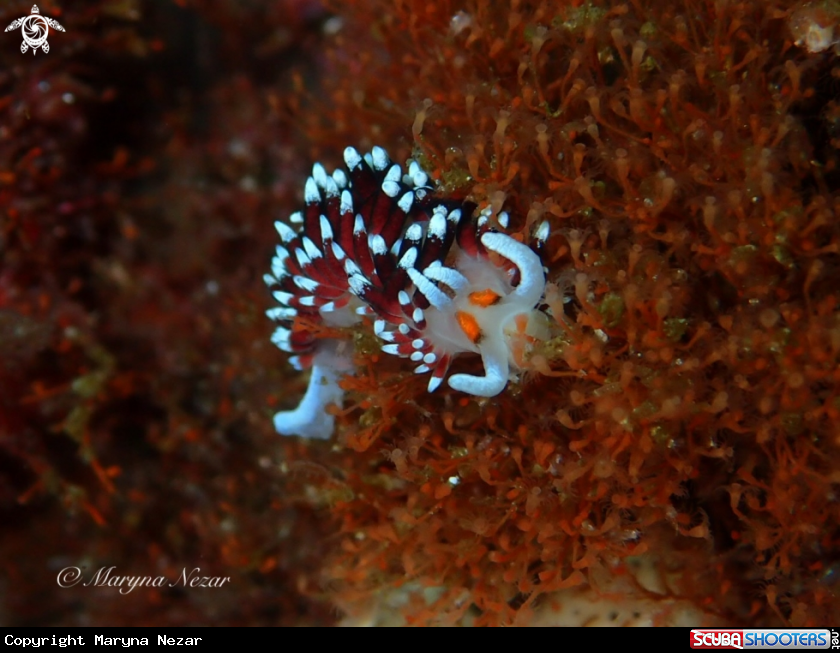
5,5,65,55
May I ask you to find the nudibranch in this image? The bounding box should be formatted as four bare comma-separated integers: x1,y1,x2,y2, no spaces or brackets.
265,146,549,439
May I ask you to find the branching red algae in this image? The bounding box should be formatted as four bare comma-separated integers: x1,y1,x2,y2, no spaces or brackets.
0,0,336,626
287,0,840,625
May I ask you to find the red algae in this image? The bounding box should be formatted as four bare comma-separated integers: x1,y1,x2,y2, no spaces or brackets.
1,0,335,626
286,0,840,625
2,0,840,627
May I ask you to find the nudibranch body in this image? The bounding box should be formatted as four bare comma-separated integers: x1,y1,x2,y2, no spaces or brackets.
265,146,549,438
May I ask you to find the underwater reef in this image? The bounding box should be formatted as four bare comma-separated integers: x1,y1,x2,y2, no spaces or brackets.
1,0,839,626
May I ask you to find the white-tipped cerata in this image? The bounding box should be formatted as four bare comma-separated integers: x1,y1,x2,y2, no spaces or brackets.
344,146,362,170
407,268,451,309
371,146,389,171
275,221,297,243
304,177,321,204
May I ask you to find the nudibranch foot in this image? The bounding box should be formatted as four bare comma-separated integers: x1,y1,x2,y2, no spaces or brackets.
273,340,353,439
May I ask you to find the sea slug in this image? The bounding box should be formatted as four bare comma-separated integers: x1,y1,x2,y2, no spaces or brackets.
265,146,549,438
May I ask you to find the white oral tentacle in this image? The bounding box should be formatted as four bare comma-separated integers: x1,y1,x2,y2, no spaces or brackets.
447,335,509,397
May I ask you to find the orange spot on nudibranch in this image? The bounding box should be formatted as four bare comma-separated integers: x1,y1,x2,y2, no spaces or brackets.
455,310,483,344
468,288,502,307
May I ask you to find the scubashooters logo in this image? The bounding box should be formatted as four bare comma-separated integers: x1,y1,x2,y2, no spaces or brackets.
5,5,65,55
690,629,831,650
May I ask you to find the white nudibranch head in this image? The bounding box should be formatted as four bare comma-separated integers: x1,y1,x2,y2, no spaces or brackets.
265,145,550,438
